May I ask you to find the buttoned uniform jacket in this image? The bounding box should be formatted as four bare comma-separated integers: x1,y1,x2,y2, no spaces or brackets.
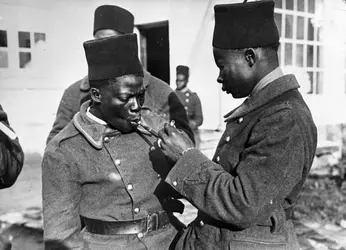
175,89,203,131
47,69,193,144
165,75,317,250
42,101,180,250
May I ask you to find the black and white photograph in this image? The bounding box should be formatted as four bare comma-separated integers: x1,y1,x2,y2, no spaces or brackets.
1,0,346,249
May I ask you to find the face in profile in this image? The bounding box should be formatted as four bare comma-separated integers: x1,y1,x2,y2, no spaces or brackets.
96,75,145,133
213,48,255,98
176,74,188,90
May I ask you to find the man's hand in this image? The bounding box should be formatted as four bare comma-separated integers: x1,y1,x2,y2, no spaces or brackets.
158,123,195,164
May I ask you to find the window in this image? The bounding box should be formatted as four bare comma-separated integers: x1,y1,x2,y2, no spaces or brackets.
18,31,46,68
0,30,8,68
274,0,324,94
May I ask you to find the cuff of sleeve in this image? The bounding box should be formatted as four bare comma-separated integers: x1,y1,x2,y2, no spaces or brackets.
165,149,210,195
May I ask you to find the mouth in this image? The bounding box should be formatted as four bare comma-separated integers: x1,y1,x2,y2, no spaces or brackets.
128,117,141,126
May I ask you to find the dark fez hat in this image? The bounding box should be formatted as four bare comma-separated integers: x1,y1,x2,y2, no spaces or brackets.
213,0,279,49
176,65,189,78
83,33,143,82
93,5,134,35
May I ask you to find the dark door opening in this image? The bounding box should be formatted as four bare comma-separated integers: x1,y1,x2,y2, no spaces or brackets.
136,20,170,85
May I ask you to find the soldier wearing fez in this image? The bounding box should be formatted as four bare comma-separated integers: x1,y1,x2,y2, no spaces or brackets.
175,65,203,148
158,1,317,249
42,34,183,249
46,5,193,145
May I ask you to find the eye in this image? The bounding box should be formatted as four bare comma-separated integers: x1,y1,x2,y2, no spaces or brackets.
138,92,145,105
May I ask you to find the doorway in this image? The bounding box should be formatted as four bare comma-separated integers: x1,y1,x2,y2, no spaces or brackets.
136,20,170,85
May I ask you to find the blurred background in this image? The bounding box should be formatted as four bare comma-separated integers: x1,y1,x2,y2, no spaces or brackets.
1,0,346,249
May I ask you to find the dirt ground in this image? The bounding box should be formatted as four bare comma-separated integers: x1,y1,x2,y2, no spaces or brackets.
1,156,346,249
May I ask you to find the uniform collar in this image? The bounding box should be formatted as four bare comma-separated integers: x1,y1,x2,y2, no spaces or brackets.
224,74,300,122
176,87,190,93
73,101,153,149
250,67,283,96
73,101,117,149
86,107,107,125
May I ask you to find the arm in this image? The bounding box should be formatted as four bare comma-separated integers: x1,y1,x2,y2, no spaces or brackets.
42,149,86,249
167,92,195,144
164,108,304,229
189,94,203,130
0,106,24,189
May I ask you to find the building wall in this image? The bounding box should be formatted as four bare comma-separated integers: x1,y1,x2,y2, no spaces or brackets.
1,0,346,154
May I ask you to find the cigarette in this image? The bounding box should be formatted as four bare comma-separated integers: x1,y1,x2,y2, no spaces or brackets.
137,121,159,138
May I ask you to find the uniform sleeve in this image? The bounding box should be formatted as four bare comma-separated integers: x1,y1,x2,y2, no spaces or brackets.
167,92,195,144
190,94,203,129
0,106,24,189
42,148,87,249
165,108,304,229
46,89,78,144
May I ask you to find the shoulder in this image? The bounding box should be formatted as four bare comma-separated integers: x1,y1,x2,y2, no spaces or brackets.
62,77,87,97
146,74,174,96
46,121,80,154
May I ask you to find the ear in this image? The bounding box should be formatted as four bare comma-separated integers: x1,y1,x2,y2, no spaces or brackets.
244,48,256,67
90,87,102,104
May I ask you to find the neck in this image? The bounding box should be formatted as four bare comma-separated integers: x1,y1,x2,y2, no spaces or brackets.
177,86,189,92
89,105,104,122
255,63,278,83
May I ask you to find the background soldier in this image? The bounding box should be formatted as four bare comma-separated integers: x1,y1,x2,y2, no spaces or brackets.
47,5,193,144
42,34,182,249
175,65,203,148
157,1,317,249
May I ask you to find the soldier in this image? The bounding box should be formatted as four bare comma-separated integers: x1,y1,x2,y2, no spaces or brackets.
175,65,203,148
0,105,24,250
42,34,183,250
158,1,317,249
46,5,193,144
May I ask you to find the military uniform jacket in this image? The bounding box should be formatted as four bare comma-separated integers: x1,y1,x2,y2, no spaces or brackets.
166,75,317,249
175,89,203,130
0,104,24,189
42,101,179,250
47,70,193,144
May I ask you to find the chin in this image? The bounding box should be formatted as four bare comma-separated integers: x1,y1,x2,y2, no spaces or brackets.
109,121,136,134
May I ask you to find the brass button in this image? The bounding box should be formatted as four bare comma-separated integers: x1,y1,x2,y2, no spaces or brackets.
184,106,188,110
137,232,144,238
134,207,140,213
225,136,230,142
270,199,273,205
199,220,204,226
115,159,121,166
238,117,243,124
157,174,161,179
216,156,220,162
150,146,156,152
104,137,110,143
186,93,190,97
172,181,178,186
185,99,189,103
127,184,133,191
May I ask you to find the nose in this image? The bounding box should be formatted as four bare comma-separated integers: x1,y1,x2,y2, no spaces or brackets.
130,97,141,113
217,73,223,84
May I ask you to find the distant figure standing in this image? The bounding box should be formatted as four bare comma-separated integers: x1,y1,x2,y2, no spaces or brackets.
175,65,203,148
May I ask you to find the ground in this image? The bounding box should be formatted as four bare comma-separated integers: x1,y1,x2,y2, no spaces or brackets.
1,146,346,249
